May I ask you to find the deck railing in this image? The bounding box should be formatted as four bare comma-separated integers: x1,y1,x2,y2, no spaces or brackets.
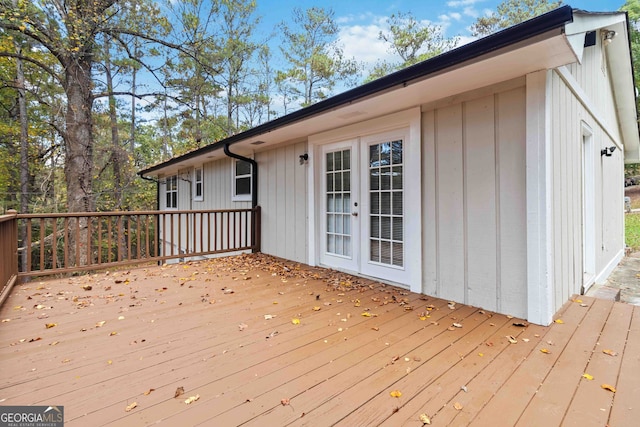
0,210,18,306
0,208,260,287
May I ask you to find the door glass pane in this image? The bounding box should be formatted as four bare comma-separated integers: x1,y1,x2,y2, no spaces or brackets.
369,140,403,267
326,148,351,257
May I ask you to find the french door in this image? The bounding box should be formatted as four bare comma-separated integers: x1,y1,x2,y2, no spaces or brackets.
320,130,408,284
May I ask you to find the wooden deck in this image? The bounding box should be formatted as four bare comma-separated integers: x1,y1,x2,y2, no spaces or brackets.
1,254,638,426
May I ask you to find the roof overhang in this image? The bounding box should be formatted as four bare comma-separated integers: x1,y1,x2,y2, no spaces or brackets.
139,5,639,176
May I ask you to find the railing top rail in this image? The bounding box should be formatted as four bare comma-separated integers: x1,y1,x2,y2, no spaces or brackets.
16,208,257,219
0,210,18,224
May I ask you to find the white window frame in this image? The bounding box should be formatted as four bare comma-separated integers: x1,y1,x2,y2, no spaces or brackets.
165,175,178,209
231,158,252,202
193,166,204,202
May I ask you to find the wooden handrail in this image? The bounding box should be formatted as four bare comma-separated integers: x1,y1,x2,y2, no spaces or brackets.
10,208,260,279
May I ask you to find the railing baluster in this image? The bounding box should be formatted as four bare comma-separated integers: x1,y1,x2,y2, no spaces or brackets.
11,209,256,278
52,217,57,270
26,219,32,273
86,216,92,267
97,217,102,265
63,217,68,268
39,218,45,272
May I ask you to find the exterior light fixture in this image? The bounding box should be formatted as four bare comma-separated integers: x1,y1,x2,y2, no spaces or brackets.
601,146,617,157
602,29,617,45
299,153,309,165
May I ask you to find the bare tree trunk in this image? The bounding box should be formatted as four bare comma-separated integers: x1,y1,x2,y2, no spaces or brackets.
15,36,29,273
130,42,138,154
64,58,95,267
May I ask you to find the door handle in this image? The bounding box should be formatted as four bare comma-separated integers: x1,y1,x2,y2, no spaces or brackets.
352,212,358,217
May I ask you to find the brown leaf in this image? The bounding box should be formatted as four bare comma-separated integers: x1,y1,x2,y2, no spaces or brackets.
82,285,92,291
45,323,57,329
143,388,155,396
453,401,463,410
125,402,137,412
540,348,551,354
507,335,517,344
602,349,618,357
281,398,291,406
601,384,616,393
174,386,185,398
512,322,528,327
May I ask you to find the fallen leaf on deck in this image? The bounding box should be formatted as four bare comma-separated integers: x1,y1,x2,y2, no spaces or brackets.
143,388,155,395
281,398,290,406
29,337,42,342
554,319,564,324
45,323,57,329
313,306,321,311
602,349,618,357
478,353,484,357
109,331,117,336
174,386,185,398
453,402,463,410
50,341,59,346
452,323,462,328
96,321,106,328
601,384,616,393
372,327,379,331
61,359,70,363
125,402,137,412
390,390,402,398
540,348,551,354
184,395,200,404
419,413,431,425
522,338,530,343
1,318,10,322
291,318,300,325
118,316,125,320
361,312,372,317
582,373,594,381
238,323,248,331
264,314,274,320
507,336,517,344
82,285,92,291
512,322,528,327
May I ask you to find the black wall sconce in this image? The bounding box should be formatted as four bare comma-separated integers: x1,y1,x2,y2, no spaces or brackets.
601,146,617,157
299,153,309,165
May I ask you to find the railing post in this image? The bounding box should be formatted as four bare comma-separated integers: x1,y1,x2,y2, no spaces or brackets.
0,210,19,307
252,206,261,253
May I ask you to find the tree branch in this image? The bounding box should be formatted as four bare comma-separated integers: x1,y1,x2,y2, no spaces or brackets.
0,52,63,85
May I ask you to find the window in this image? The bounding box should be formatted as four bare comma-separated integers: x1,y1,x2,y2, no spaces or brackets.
193,167,203,201
232,159,252,201
165,175,177,208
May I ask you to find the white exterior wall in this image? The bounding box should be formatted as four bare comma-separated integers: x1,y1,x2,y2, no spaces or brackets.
548,63,625,315
256,142,308,263
158,143,309,264
421,80,528,318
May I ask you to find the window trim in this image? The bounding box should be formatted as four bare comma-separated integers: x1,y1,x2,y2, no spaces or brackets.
231,157,253,202
165,175,178,209
193,166,204,202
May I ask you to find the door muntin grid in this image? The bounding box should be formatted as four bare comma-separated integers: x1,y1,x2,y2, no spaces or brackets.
369,140,403,267
326,149,352,257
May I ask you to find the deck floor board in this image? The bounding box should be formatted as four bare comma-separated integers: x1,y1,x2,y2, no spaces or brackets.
0,254,637,426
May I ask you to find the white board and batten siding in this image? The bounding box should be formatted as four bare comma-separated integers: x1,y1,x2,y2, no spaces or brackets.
546,39,625,315
422,79,528,319
256,142,308,264
157,143,308,264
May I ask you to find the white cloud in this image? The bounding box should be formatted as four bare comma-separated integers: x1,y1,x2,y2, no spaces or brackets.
447,0,485,7
338,23,395,67
463,7,479,18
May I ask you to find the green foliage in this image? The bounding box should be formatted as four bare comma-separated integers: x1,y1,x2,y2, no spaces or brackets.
277,7,361,108
366,12,458,81
470,0,563,36
621,0,640,116
626,213,640,251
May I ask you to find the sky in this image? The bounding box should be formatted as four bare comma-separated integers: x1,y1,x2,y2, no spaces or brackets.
253,0,628,70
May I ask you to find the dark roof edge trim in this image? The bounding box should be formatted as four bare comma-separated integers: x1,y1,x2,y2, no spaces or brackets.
139,5,573,177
